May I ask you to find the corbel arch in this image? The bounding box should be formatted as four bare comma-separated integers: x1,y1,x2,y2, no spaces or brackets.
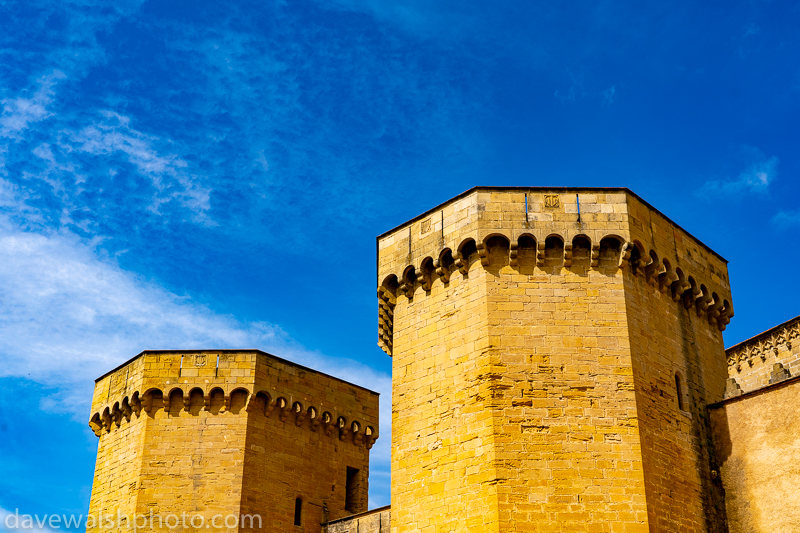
455,238,478,276
644,249,662,283
188,387,205,415
628,241,646,276
683,276,700,310
696,284,713,318
418,257,435,291
130,391,142,416
400,265,417,298
435,248,455,283
229,388,250,414
514,233,537,270
101,407,112,432
671,268,690,302
275,397,289,422
208,387,225,414
657,258,679,293
598,235,623,270
166,387,185,416
110,402,122,427
142,388,164,415
481,233,510,268
89,413,103,437
543,234,565,268
250,390,273,416
718,300,734,331
571,234,591,270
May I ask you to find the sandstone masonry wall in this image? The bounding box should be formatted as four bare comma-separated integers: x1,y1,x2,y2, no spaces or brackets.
623,195,730,533
709,378,800,533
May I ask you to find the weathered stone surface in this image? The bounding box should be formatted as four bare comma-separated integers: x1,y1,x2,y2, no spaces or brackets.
325,506,391,533
709,378,800,533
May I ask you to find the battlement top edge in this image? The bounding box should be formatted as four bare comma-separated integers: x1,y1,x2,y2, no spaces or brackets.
324,505,392,525
93,349,381,396
375,186,727,264
725,314,800,352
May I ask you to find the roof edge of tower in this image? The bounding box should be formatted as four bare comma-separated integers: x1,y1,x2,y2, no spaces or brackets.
94,349,381,395
375,186,727,264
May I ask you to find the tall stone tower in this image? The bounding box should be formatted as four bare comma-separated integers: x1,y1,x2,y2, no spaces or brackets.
87,350,379,532
377,188,733,533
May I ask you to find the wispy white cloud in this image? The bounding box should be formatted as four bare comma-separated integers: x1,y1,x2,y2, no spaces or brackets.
0,73,215,230
772,210,800,230
64,111,213,221
0,72,65,140
743,22,760,39
0,1,145,81
0,212,387,411
602,85,617,106
699,146,778,196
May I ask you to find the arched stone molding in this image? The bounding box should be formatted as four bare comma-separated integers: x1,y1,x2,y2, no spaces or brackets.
400,266,416,299
434,248,454,283
418,257,435,292
598,236,624,270
455,238,477,276
377,275,398,356
378,230,734,358
89,384,376,448
571,235,592,269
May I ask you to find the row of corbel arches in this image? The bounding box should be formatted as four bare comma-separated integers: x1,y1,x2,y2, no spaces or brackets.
377,232,734,355
382,233,632,300
89,387,377,449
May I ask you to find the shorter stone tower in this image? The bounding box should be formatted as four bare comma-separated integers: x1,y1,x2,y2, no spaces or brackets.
88,350,379,532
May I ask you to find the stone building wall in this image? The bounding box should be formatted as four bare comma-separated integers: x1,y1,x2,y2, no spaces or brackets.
621,195,731,533
709,377,800,533
325,506,391,533
88,350,379,532
377,187,733,533
705,315,800,533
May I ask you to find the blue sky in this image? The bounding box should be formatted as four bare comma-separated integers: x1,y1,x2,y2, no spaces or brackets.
0,0,799,527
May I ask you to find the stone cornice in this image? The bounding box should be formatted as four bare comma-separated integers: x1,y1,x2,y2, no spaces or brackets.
725,316,800,373
378,230,733,356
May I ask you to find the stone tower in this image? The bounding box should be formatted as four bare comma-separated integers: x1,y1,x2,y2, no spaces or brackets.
377,187,734,533
87,350,379,532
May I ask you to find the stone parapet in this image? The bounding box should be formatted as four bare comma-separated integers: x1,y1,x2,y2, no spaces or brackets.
324,506,390,533
725,315,800,395
90,350,378,448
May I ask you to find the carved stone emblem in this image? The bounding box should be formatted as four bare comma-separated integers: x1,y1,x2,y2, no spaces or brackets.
195,355,207,367
420,218,431,234
544,195,560,208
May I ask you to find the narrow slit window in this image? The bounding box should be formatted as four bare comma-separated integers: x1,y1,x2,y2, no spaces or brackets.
294,498,302,526
345,467,359,513
675,373,684,411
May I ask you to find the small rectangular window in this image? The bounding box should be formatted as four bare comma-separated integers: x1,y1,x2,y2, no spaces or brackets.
345,467,360,512
294,498,302,526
